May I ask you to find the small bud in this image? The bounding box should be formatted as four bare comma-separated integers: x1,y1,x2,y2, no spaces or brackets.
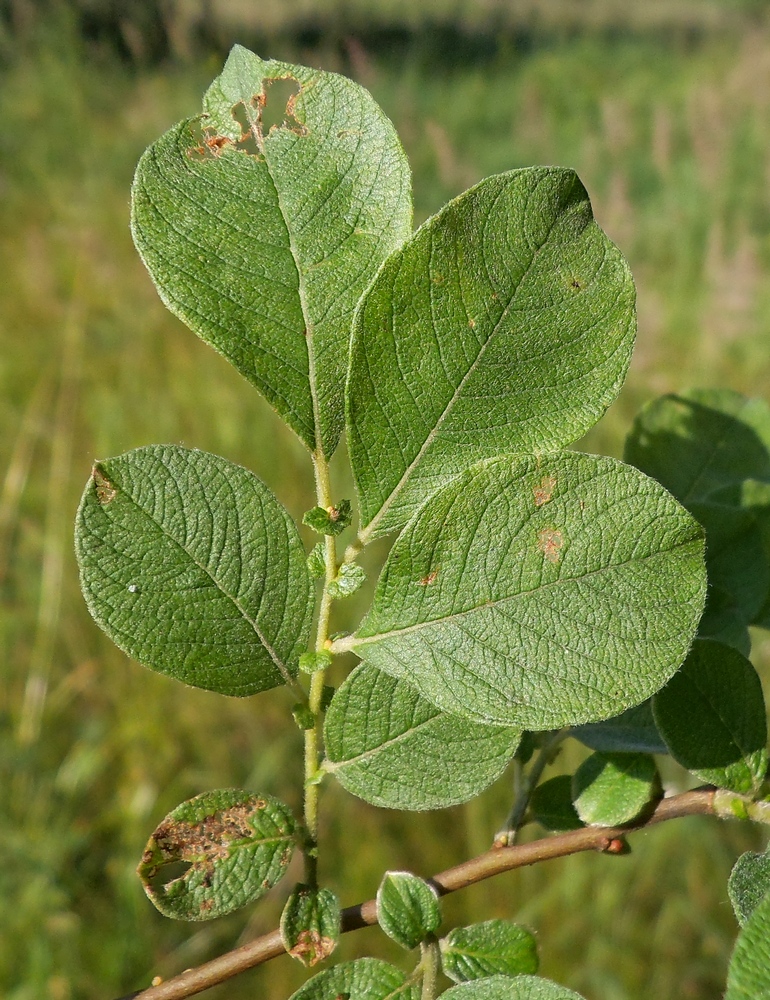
302,500,352,536
299,650,333,674
327,562,365,599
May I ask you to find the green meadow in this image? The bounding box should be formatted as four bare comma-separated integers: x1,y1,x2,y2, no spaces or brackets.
2,7,770,999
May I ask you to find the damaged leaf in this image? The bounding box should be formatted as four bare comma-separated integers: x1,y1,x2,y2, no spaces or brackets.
281,884,341,967
132,45,411,456
137,789,297,920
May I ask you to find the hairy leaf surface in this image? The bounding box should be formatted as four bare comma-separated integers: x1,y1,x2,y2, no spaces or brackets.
323,664,520,809
137,790,296,920
440,920,538,982
572,752,659,826
724,889,770,999
652,639,768,793
347,167,636,538
288,958,419,1000
346,454,706,729
729,851,770,927
572,701,667,755
281,885,341,967
132,45,411,454
75,445,312,696
441,975,586,999
376,872,441,950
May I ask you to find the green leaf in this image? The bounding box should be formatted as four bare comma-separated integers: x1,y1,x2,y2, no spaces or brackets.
75,445,312,696
299,650,333,674
303,501,353,536
345,453,705,729
137,790,296,920
571,752,659,826
529,776,584,832
724,888,770,999
440,975,587,999
323,664,520,810
625,389,770,627
652,639,768,793
572,701,668,755
440,920,538,982
281,884,341,967
698,585,751,656
288,957,420,1000
729,851,770,927
347,166,636,539
131,45,411,455
376,871,441,950
328,562,366,599
307,542,326,578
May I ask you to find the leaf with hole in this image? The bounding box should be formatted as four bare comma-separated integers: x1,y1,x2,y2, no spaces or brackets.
440,920,538,983
572,752,659,826
132,45,411,454
75,445,312,696
440,975,587,999
652,639,768,793
323,663,520,810
347,166,636,539
281,884,341,967
137,789,297,920
343,453,706,729
288,957,420,1000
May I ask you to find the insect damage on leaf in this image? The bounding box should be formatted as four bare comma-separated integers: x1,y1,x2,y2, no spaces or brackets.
140,800,266,883
189,75,307,161
289,930,337,966
534,476,557,507
92,464,117,505
537,527,564,563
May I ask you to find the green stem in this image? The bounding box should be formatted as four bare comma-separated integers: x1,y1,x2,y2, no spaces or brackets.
419,940,440,1000
497,728,569,846
302,450,337,886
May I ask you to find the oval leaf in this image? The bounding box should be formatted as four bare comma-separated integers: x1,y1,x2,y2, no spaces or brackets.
376,872,441,950
529,776,583,832
323,664,520,810
137,790,296,920
75,445,312,696
572,701,668,755
652,639,768,793
289,958,419,1000
572,752,659,826
346,453,706,729
347,166,636,539
132,45,411,454
725,888,770,999
729,851,770,928
281,884,341,967
441,975,587,999
440,920,538,983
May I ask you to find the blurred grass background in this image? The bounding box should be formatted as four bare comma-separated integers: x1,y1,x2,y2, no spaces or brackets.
2,1,770,998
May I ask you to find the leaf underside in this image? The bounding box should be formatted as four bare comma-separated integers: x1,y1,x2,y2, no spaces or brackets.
75,444,312,696
347,166,636,538
132,45,412,455
352,453,706,729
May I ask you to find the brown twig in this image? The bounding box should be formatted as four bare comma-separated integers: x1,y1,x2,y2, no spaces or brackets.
117,788,720,1000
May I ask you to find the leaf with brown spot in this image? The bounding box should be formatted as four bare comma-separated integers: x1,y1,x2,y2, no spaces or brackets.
281,885,341,968
537,527,563,563
137,789,297,921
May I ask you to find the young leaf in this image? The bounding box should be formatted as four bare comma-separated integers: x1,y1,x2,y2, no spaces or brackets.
347,166,636,539
75,445,312,696
440,920,538,982
572,752,659,826
440,975,587,999
281,884,341,967
652,639,768,793
529,776,584,832
137,790,296,920
724,888,770,999
729,851,770,927
131,45,412,456
572,701,668,755
288,957,420,1000
303,501,353,536
327,562,366,599
323,663,520,810
376,871,441,950
343,453,706,729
